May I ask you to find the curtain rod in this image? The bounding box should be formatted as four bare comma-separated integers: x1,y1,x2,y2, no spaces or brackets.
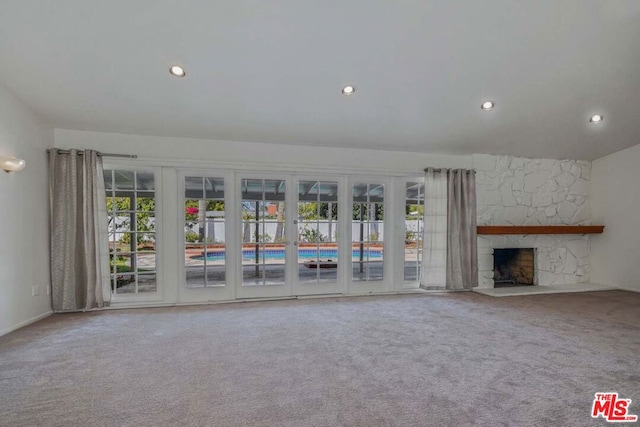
47,149,138,159
424,167,476,174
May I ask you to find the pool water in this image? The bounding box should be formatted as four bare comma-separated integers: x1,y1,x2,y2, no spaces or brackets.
193,248,383,262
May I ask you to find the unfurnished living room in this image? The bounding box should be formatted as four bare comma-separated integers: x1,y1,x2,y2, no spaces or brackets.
1,2,639,426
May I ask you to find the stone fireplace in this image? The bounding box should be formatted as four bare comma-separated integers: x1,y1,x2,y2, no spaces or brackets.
493,248,535,287
474,154,592,289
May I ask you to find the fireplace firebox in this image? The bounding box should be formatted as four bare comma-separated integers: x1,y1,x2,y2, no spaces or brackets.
493,248,535,287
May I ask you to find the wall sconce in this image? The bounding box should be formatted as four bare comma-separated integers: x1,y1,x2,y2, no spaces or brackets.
0,155,26,173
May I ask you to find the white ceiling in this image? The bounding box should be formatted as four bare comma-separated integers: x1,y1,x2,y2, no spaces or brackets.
1,1,639,160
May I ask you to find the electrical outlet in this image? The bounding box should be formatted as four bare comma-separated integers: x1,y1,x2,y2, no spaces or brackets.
31,285,40,297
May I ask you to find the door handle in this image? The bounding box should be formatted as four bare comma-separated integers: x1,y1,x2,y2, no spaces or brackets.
293,241,298,246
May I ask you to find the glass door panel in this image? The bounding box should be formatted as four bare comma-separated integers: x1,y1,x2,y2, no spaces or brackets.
178,171,234,303
352,183,385,282
184,176,227,288
238,176,291,298
296,180,339,285
105,169,158,296
404,181,424,283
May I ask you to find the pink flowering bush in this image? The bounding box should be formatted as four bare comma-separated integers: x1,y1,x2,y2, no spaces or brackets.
185,206,199,221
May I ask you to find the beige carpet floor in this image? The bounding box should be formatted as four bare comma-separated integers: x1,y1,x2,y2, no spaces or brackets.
1,291,639,427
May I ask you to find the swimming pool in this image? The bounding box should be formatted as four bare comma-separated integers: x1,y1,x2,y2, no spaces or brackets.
192,248,383,262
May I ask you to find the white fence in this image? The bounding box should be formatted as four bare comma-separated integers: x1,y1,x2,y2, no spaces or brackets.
111,217,422,243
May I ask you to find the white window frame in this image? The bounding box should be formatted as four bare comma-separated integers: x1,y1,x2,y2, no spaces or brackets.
103,163,165,305
396,177,425,289
346,176,394,294
177,169,237,303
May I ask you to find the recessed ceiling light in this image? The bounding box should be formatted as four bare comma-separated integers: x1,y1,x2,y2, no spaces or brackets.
589,114,603,123
481,101,495,111
342,85,355,95
169,65,186,78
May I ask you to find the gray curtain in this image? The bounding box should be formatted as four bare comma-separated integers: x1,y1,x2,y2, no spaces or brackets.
446,169,478,290
49,149,110,311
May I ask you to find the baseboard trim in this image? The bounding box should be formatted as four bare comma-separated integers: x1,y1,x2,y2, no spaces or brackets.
473,283,615,297
0,311,53,337
614,285,640,293
105,290,429,310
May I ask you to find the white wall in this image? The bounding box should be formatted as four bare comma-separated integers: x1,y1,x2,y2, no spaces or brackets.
54,129,472,173
474,154,592,288
590,143,640,291
0,84,53,335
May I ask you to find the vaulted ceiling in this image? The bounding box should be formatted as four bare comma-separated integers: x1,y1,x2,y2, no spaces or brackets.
1,1,639,160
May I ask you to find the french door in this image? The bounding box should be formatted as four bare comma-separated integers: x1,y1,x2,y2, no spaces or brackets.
177,171,393,302
236,174,294,299
292,176,344,296
110,165,418,308
347,177,392,294
236,174,346,299
178,170,236,303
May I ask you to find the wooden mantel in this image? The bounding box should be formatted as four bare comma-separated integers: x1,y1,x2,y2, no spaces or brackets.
477,225,604,235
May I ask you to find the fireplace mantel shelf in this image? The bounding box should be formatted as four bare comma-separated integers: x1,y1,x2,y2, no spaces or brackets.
477,225,604,235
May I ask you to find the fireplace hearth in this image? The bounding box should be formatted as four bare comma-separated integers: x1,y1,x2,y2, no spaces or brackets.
493,248,535,287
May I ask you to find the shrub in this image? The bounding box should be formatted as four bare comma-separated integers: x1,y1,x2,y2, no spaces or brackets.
258,234,272,243
300,228,327,243
405,230,417,244
185,231,200,243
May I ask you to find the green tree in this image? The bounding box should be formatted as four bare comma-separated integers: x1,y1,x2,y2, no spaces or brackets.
107,194,155,246
352,203,383,220
298,202,319,220
406,203,424,218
